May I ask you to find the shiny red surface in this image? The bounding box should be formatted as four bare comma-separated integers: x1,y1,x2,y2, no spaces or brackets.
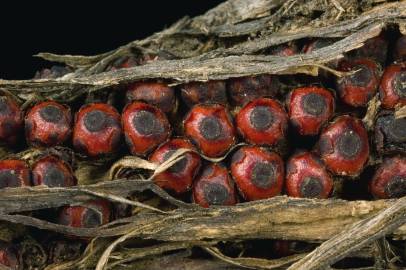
370,156,406,199
379,62,406,109
184,104,235,158
193,163,237,208
336,58,379,107
32,155,76,187
73,103,122,157
58,200,111,228
126,81,176,113
180,80,227,107
25,101,72,147
287,86,335,136
230,146,284,201
0,159,31,188
236,98,288,146
285,151,333,198
0,96,23,145
150,138,201,194
316,115,369,176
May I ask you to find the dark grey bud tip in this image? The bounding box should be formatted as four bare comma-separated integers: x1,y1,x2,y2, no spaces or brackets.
0,98,10,115
394,72,406,98
133,110,163,136
251,162,276,189
348,65,373,87
203,182,229,205
82,208,103,228
163,149,188,173
39,105,63,123
0,170,20,188
250,106,273,131
43,166,66,187
84,110,107,132
388,117,406,142
300,177,323,198
385,176,406,198
199,116,222,140
301,93,326,116
336,131,362,159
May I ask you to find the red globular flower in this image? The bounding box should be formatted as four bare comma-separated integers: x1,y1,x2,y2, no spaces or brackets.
379,62,405,109
149,138,201,194
230,146,284,201
0,242,19,269
25,101,72,147
122,102,170,156
369,156,406,199
336,58,380,107
236,98,288,147
302,39,335,54
285,151,333,198
227,75,279,106
73,103,122,157
193,163,237,208
125,81,176,113
0,159,30,189
0,96,23,145
184,104,235,158
393,35,406,61
32,155,76,187
180,80,227,107
374,111,405,155
271,43,298,56
287,86,335,136
59,200,111,228
316,115,369,176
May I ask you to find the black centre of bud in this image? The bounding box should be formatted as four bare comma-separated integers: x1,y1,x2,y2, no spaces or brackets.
163,149,188,174
39,105,63,123
300,177,323,198
0,170,20,188
199,116,222,140
203,182,229,205
251,162,276,189
394,72,406,98
82,207,103,228
385,176,406,198
133,110,163,136
84,110,107,132
336,131,362,159
349,65,373,87
249,106,273,131
301,93,326,116
43,166,66,187
389,117,406,142
0,98,10,115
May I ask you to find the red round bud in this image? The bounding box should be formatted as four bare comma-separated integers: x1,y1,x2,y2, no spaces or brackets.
302,39,335,54
287,86,335,136
25,101,72,147
73,103,122,157
122,102,170,156
110,55,138,70
0,96,23,145
180,80,227,107
393,35,406,61
236,98,288,147
0,242,19,269
34,66,72,79
59,200,111,228
336,58,380,107
375,111,405,155
370,156,406,199
126,82,176,113
0,159,30,189
271,43,297,56
230,146,284,201
227,75,279,106
184,104,235,158
285,151,333,198
379,62,405,109
353,35,388,65
316,115,369,176
32,155,76,187
193,163,237,208
149,138,201,194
